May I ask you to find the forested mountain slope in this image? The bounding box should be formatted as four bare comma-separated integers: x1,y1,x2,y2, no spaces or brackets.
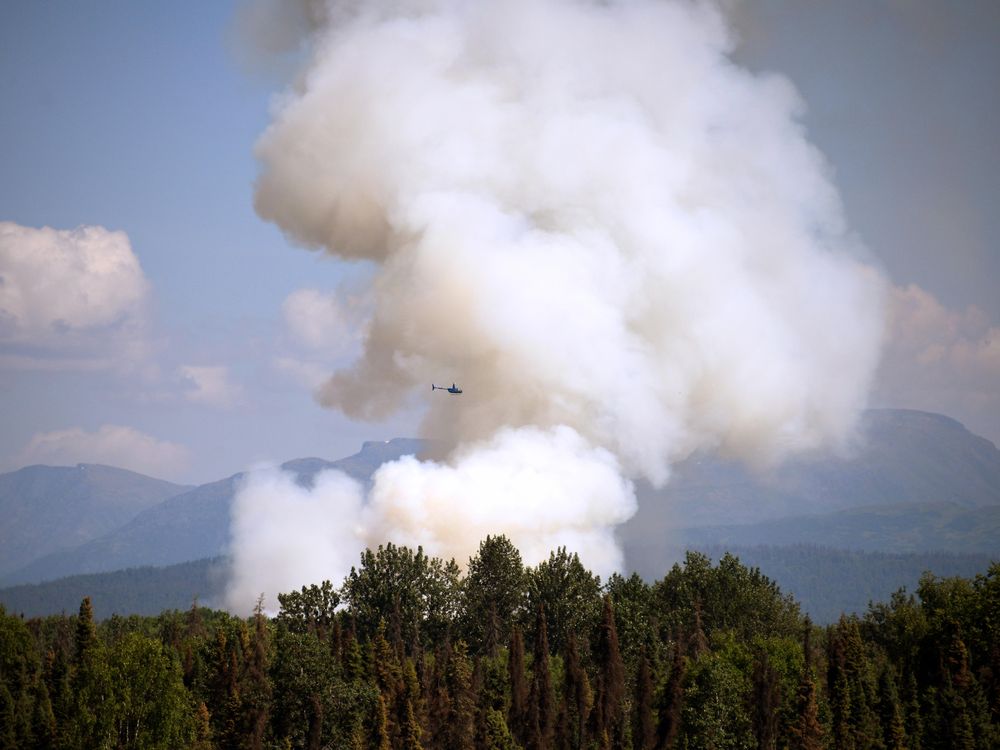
0,463,190,580
2,439,423,585
2,546,994,625
5,411,998,588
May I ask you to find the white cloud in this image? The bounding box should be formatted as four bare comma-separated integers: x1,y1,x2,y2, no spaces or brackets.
274,287,368,394
272,355,329,390
282,287,365,352
16,425,190,479
179,365,243,408
876,284,1000,441
0,222,149,368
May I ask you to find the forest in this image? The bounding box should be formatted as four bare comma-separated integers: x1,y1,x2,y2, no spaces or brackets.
1,537,998,750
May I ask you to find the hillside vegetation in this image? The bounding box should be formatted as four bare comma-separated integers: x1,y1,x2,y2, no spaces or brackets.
1,546,994,626
1,537,997,749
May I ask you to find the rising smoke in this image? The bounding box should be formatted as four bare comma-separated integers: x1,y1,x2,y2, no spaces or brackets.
226,0,886,610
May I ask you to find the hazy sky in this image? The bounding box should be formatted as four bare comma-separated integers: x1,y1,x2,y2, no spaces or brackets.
1,0,998,483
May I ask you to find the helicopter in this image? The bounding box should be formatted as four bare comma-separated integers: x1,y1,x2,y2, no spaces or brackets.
432,383,463,394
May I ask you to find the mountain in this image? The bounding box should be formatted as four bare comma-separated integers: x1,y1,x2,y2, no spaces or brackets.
0,464,190,580
0,558,227,620
672,501,1000,555
620,409,1000,574
5,411,999,590
2,439,424,585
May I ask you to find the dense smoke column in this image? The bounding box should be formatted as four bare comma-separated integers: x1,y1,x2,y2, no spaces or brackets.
227,0,886,609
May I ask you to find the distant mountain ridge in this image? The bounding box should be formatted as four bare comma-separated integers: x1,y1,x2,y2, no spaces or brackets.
2,411,998,590
0,464,190,580
620,409,1000,577
1,438,424,585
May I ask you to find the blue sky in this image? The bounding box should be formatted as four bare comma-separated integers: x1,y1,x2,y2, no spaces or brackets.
1,0,998,483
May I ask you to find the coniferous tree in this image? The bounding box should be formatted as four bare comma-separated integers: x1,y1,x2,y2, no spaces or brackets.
67,597,112,749
240,601,273,750
557,633,592,750
633,645,655,750
484,707,521,750
0,683,16,750
878,665,907,750
341,625,364,683
445,640,477,749
207,626,241,749
593,595,626,748
42,646,72,749
509,624,530,746
402,695,424,750
653,636,685,750
371,692,392,750
428,638,454,747
901,669,923,750
527,604,556,750
751,650,781,750
29,676,55,750
827,625,855,750
688,600,709,659
789,622,823,750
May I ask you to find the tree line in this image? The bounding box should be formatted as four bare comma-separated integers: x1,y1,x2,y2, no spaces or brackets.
0,536,998,749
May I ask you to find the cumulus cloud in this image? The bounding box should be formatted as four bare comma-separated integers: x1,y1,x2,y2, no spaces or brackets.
179,365,244,409
876,284,1000,441
229,0,887,607
16,425,190,478
0,222,149,367
282,287,367,352
274,287,369,393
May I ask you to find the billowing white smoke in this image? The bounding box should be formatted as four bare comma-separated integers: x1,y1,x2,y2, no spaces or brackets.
227,0,886,609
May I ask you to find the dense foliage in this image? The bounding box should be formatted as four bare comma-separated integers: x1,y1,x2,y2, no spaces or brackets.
0,537,997,749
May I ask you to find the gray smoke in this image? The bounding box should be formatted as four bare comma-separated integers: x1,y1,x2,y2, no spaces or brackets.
226,0,886,610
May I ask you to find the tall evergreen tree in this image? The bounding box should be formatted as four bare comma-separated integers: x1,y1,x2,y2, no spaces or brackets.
557,633,592,750
789,622,823,750
751,650,781,750
653,636,685,750
878,665,907,750
240,601,273,750
633,645,655,750
527,604,556,750
593,595,626,748
509,624,530,746
445,640,477,749
67,597,112,749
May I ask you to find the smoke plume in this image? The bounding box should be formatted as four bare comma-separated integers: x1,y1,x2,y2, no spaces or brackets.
227,0,885,609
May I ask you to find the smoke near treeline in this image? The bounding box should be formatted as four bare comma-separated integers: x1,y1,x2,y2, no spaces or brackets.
227,0,886,611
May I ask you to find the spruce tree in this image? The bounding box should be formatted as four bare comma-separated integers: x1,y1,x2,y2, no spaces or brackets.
29,677,55,750
445,640,477,749
653,635,685,750
633,645,654,750
484,707,521,750
878,665,907,750
241,601,273,750
789,622,823,750
509,624,530,746
527,604,556,750
558,634,592,750
751,650,781,750
593,595,626,748
67,597,112,749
